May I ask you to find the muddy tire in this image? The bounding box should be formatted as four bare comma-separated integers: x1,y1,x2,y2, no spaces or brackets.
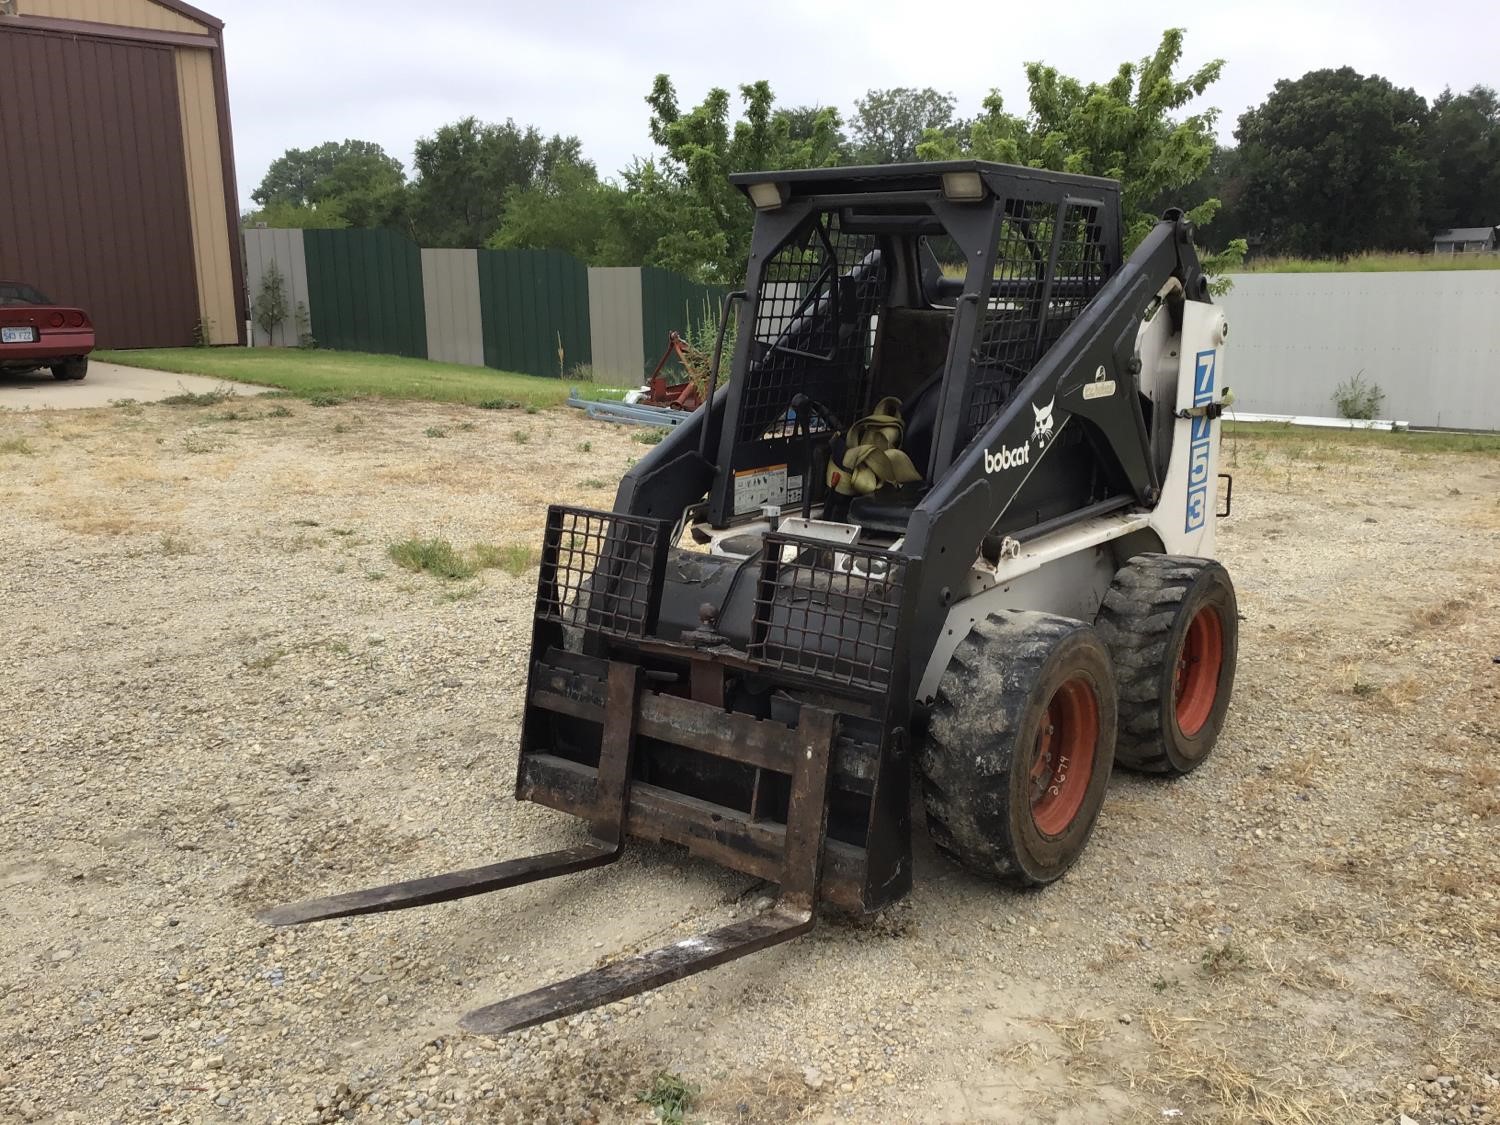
1095,554,1238,775
920,611,1118,886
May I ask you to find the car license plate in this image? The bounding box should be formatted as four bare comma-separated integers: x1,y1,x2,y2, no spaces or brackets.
1,326,36,344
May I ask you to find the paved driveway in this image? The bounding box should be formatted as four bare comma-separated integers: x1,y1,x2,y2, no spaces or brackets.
0,361,269,410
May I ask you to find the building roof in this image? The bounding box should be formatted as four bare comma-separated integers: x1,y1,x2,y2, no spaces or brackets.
1434,227,1498,242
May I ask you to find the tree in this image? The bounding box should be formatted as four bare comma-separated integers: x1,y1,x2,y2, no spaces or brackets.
1146,143,1250,251
240,199,350,231
1234,68,1429,256
919,29,1237,268
1422,85,1500,232
849,87,959,164
408,117,594,248
778,104,849,157
251,140,406,229
642,76,844,283
488,165,618,261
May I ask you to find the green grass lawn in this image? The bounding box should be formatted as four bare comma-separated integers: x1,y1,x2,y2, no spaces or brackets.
1231,251,1500,274
1225,420,1500,454
96,348,630,409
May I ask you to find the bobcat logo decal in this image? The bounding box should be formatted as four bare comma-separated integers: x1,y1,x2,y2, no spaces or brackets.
1031,397,1056,448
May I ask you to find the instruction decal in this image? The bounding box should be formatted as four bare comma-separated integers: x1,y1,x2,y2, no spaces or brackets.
734,464,803,515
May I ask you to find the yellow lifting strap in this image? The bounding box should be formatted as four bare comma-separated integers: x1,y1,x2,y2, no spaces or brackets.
826,395,923,497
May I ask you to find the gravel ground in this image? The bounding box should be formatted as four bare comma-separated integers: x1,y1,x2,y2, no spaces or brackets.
1,397,1496,1125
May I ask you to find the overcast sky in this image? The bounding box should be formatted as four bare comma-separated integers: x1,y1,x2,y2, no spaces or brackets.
218,0,1496,209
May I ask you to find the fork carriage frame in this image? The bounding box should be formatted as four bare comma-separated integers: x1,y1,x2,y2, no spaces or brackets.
517,508,924,915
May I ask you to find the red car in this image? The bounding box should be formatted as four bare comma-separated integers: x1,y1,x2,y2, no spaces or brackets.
0,281,94,381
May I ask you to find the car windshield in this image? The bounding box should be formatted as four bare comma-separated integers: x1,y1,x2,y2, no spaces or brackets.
0,282,53,306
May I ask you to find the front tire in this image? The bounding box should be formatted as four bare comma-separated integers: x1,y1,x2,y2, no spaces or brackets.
51,358,88,381
920,611,1118,886
1095,555,1238,775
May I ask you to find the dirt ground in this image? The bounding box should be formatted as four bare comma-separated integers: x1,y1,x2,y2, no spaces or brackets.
1,396,1496,1125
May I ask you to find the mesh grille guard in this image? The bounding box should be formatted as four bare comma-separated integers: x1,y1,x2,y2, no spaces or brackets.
749,533,909,694
535,506,671,640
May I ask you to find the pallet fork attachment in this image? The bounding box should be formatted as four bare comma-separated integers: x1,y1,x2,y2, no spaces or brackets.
260,662,840,1035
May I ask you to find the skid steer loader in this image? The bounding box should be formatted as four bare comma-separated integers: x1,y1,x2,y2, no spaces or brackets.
264,161,1238,1035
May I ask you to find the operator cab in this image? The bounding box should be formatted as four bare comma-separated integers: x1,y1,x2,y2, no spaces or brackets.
679,162,1125,560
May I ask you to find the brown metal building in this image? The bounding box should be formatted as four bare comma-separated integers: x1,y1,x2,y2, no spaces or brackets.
0,0,244,347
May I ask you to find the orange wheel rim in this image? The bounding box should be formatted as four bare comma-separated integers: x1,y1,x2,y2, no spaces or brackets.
1175,606,1224,737
1029,677,1099,837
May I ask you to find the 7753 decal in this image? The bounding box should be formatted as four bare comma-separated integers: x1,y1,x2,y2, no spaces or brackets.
1185,349,1216,532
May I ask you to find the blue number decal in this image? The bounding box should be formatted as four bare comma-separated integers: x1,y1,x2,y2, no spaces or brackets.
1185,348,1217,532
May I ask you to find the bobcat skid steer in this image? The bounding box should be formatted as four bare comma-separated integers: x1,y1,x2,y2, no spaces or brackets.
263,161,1238,1034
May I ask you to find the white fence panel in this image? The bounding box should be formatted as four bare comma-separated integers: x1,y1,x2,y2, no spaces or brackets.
241,228,310,348
1218,272,1500,430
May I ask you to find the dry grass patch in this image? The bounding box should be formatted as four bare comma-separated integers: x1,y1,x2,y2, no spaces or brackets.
1137,1009,1354,1123
1333,661,1426,709
1409,595,1477,631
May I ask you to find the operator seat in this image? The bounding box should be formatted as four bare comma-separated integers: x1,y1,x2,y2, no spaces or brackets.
844,369,943,534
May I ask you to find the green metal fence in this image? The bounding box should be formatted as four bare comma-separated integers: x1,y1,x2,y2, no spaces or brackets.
639,266,728,373
477,248,591,378
246,228,724,381
301,228,426,358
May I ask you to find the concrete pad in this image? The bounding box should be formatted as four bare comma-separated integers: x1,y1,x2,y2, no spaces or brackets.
0,361,271,411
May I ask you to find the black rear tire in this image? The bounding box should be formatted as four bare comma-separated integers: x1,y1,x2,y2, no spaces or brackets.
920,611,1118,886
51,358,88,381
1094,554,1238,775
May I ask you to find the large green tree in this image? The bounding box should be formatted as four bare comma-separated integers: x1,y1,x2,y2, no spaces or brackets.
249,139,407,230
1422,85,1500,232
919,29,1237,266
1234,68,1429,256
408,117,593,248
849,87,960,164
642,77,844,282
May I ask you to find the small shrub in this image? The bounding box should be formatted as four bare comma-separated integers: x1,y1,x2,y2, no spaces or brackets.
582,478,607,489
637,1073,696,1124
157,533,192,556
253,260,290,345
424,426,449,439
512,429,531,445
0,437,35,456
1200,942,1247,978
634,428,669,446
577,441,592,453
567,363,597,384
245,648,287,671
192,317,215,347
456,421,476,432
294,301,316,349
161,385,235,407
1332,372,1386,420
477,398,521,410
524,404,540,415
388,538,478,580
307,393,345,408
267,404,294,418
